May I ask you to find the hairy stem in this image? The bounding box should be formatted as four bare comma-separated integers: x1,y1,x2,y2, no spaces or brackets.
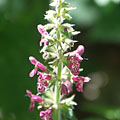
55,60,62,120
55,1,63,119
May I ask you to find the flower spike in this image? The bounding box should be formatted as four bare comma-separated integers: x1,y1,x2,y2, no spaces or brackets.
26,0,91,119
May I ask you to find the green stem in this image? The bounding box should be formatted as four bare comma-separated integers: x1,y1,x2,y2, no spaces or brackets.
55,80,60,120
55,60,62,120
55,1,63,119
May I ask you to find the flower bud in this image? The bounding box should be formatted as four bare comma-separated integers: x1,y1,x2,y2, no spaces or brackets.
76,45,84,55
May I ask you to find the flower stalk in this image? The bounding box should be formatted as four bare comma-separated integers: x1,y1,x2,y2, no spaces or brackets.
55,60,63,120
55,80,61,120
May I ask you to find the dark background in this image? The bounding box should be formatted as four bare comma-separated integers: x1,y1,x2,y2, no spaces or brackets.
0,0,120,120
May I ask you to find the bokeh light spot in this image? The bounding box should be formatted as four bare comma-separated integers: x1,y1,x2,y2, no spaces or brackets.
83,71,109,101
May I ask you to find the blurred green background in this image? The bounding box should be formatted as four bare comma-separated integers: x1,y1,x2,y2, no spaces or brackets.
0,0,120,120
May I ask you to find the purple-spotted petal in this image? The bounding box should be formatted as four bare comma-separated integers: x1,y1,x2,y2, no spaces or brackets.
68,56,80,76
37,82,45,93
44,81,49,87
37,24,46,35
68,62,72,68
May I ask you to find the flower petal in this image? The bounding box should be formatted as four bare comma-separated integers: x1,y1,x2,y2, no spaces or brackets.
31,94,43,102
29,100,35,112
40,109,53,120
76,45,84,55
29,68,37,77
37,62,47,72
29,56,37,65
76,53,83,62
84,77,91,82
37,24,46,35
26,90,32,97
77,87,83,92
64,80,73,93
44,75,51,80
61,84,68,96
37,82,45,93
72,77,78,81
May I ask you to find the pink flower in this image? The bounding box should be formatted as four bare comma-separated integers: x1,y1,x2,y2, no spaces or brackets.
25,90,43,112
64,80,73,93
43,53,47,58
72,76,91,92
37,72,51,93
40,109,53,120
68,45,85,75
68,56,80,76
75,45,84,62
40,36,49,46
37,24,47,35
61,84,68,95
61,80,72,95
37,24,49,46
29,56,47,77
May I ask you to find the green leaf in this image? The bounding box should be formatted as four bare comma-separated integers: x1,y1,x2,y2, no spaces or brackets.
62,2,70,8
63,13,72,20
48,59,58,67
61,95,77,107
62,56,69,66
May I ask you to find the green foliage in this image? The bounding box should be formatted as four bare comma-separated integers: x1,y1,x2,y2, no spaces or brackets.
67,0,120,43
81,103,120,120
83,118,104,120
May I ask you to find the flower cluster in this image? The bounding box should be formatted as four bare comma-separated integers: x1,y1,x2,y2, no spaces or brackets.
67,45,91,92
37,72,51,93
26,0,91,119
68,45,84,76
72,76,91,92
